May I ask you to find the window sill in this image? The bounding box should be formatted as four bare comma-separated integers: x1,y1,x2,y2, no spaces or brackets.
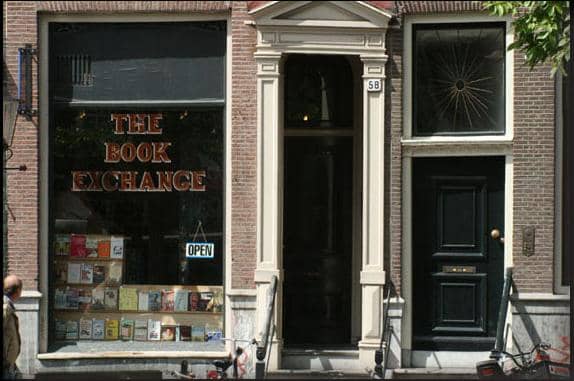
37,350,229,360
402,137,513,157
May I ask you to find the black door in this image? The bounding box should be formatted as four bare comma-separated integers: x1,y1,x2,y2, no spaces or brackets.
283,136,353,346
413,157,505,350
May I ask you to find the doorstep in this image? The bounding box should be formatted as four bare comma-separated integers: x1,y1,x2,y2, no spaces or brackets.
268,369,370,379
392,367,478,379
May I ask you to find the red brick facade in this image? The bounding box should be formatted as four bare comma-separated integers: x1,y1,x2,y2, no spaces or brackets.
2,1,560,295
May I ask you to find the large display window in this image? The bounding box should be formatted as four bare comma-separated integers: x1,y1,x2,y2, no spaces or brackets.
48,21,226,350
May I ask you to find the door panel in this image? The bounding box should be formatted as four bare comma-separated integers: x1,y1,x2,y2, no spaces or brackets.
413,157,505,351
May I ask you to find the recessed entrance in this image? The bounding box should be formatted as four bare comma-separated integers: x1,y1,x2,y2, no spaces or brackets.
282,55,359,347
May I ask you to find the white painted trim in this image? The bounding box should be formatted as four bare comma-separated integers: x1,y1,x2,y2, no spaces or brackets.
38,13,231,356
511,293,570,302
401,13,515,365
554,74,569,295
20,291,43,299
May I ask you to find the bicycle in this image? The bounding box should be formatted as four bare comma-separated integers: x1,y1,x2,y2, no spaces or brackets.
476,342,570,379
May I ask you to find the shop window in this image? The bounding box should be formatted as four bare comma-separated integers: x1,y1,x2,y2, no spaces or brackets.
413,23,505,135
48,22,225,350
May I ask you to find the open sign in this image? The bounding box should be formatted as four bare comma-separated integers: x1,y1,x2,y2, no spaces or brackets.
186,242,214,259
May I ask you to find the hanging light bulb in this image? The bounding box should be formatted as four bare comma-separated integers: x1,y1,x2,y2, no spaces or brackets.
303,115,309,122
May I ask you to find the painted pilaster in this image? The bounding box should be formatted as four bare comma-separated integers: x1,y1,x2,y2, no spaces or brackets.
358,55,388,368
254,51,283,370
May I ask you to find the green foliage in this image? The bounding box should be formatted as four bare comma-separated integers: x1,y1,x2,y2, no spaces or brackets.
483,1,570,76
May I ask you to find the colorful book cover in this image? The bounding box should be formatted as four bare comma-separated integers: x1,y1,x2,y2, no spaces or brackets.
104,288,118,310
85,235,99,258
67,262,82,284
110,236,124,259
55,320,67,340
206,329,223,342
65,288,79,310
161,325,176,341
188,292,199,311
108,262,122,285
174,290,188,312
211,289,224,313
54,234,71,256
54,263,67,283
191,325,205,342
93,265,106,284
105,319,119,340
120,319,134,341
78,288,92,310
161,290,175,312
91,287,105,310
70,234,87,257
92,319,105,340
80,263,93,284
179,326,191,341
147,320,161,341
175,326,180,342
97,238,111,258
79,318,93,340
138,291,149,312
148,291,161,312
54,288,67,309
65,320,79,340
134,319,148,341
197,292,213,312
119,287,138,311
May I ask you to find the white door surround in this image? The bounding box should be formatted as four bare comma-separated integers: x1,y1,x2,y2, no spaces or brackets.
250,1,391,370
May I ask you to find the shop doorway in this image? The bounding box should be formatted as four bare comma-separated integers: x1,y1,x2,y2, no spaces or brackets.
412,156,505,351
282,55,358,347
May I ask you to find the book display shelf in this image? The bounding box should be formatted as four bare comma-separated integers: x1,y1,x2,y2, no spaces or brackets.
51,234,223,344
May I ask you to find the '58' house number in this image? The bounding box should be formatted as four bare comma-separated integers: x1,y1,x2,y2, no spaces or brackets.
367,79,382,92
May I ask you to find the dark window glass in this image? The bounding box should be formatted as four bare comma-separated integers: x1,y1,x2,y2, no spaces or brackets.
413,23,505,135
284,55,353,128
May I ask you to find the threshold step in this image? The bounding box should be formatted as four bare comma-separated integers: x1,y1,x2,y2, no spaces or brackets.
392,368,478,379
267,369,370,379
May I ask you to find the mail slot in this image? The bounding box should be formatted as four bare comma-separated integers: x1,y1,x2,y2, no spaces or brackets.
442,265,476,273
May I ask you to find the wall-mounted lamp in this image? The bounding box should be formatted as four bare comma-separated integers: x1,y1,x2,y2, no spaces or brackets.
18,44,37,120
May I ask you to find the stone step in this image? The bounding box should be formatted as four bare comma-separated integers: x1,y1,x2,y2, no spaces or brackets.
392,367,478,379
281,348,362,371
267,369,370,379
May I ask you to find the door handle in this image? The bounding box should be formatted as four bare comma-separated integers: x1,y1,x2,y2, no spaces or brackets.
490,228,505,244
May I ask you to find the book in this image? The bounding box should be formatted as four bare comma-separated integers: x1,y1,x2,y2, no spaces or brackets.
54,288,67,309
211,289,224,313
179,325,191,341
67,262,82,284
175,326,181,342
134,319,148,341
138,291,149,311
197,292,213,312
65,288,79,310
93,265,106,284
110,236,124,259
91,287,105,310
119,287,138,311
206,329,223,342
97,238,111,258
54,234,70,256
188,292,199,311
191,326,205,342
161,290,175,312
161,325,176,341
66,320,79,340
108,262,122,285
104,288,118,310
85,235,99,258
174,290,188,312
147,320,161,341
54,262,67,283
120,319,134,341
79,318,93,339
55,320,67,340
92,319,105,340
80,263,93,284
105,319,119,340
70,234,87,257
148,291,161,312
78,289,92,310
